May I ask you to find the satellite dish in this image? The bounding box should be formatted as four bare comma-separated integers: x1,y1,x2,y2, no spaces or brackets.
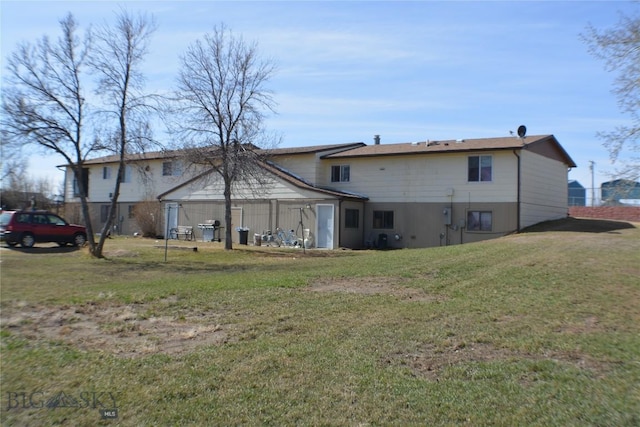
517,125,527,138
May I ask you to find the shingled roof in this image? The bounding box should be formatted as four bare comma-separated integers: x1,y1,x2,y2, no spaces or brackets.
323,134,577,167
265,142,365,156
63,143,366,167
158,160,369,201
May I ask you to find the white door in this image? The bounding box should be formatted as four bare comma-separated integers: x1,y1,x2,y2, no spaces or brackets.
316,204,334,249
165,203,179,238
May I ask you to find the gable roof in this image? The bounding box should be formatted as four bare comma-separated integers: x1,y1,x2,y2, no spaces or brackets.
323,134,577,167
157,161,368,201
262,161,368,200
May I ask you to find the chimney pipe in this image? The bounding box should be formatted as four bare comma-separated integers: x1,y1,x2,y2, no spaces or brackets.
374,135,380,145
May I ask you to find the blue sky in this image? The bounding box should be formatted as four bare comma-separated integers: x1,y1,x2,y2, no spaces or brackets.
1,1,635,200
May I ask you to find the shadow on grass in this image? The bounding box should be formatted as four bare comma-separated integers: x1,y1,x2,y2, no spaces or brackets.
1,244,83,254
521,217,637,234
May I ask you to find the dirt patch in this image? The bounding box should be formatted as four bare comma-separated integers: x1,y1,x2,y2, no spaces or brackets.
1,300,228,358
308,276,445,302
385,341,612,382
103,249,139,258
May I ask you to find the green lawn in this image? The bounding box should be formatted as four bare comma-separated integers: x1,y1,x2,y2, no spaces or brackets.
1,218,639,426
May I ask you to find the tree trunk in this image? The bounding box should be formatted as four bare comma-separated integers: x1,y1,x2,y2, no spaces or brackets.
73,165,98,256
95,158,125,257
224,178,233,250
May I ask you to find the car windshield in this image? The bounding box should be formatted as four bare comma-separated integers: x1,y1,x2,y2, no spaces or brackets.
0,212,13,226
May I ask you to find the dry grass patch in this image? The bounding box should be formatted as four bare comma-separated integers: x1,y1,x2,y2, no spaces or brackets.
1,299,229,358
386,341,615,382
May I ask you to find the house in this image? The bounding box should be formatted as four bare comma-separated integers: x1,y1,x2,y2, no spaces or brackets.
61,150,196,234
63,134,576,249
568,180,586,207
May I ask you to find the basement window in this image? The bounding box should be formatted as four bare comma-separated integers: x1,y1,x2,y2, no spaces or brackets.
373,210,394,229
467,211,492,231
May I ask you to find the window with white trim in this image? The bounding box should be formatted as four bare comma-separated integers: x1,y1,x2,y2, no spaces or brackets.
123,165,132,183
163,160,183,177
331,165,350,182
468,155,492,182
102,167,112,179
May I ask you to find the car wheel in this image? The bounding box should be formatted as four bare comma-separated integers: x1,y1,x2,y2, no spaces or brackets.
73,233,87,247
7,242,18,247
21,233,35,248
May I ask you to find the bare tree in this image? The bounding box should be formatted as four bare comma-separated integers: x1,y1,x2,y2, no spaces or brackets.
167,24,277,249
1,128,27,184
89,10,157,257
1,14,99,244
583,9,640,181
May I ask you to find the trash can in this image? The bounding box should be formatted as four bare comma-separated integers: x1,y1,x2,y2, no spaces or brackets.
238,228,249,245
378,233,388,249
253,233,262,246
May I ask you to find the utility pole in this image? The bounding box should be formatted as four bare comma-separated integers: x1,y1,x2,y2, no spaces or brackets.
589,161,595,207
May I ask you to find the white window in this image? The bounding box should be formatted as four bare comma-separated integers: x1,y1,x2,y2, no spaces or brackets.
468,155,492,182
123,165,132,183
331,165,350,182
163,161,183,176
102,167,112,179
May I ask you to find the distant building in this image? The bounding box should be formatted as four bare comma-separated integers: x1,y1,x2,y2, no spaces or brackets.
601,179,640,205
568,180,586,206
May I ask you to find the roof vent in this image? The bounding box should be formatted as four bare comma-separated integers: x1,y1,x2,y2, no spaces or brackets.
374,135,380,145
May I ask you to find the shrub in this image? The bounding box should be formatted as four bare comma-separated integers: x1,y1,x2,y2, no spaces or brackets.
132,200,161,237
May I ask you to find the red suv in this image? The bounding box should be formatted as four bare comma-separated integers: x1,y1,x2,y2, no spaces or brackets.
0,210,87,248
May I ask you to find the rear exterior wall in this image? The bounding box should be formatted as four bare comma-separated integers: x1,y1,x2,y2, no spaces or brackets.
520,150,569,227
364,201,518,249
